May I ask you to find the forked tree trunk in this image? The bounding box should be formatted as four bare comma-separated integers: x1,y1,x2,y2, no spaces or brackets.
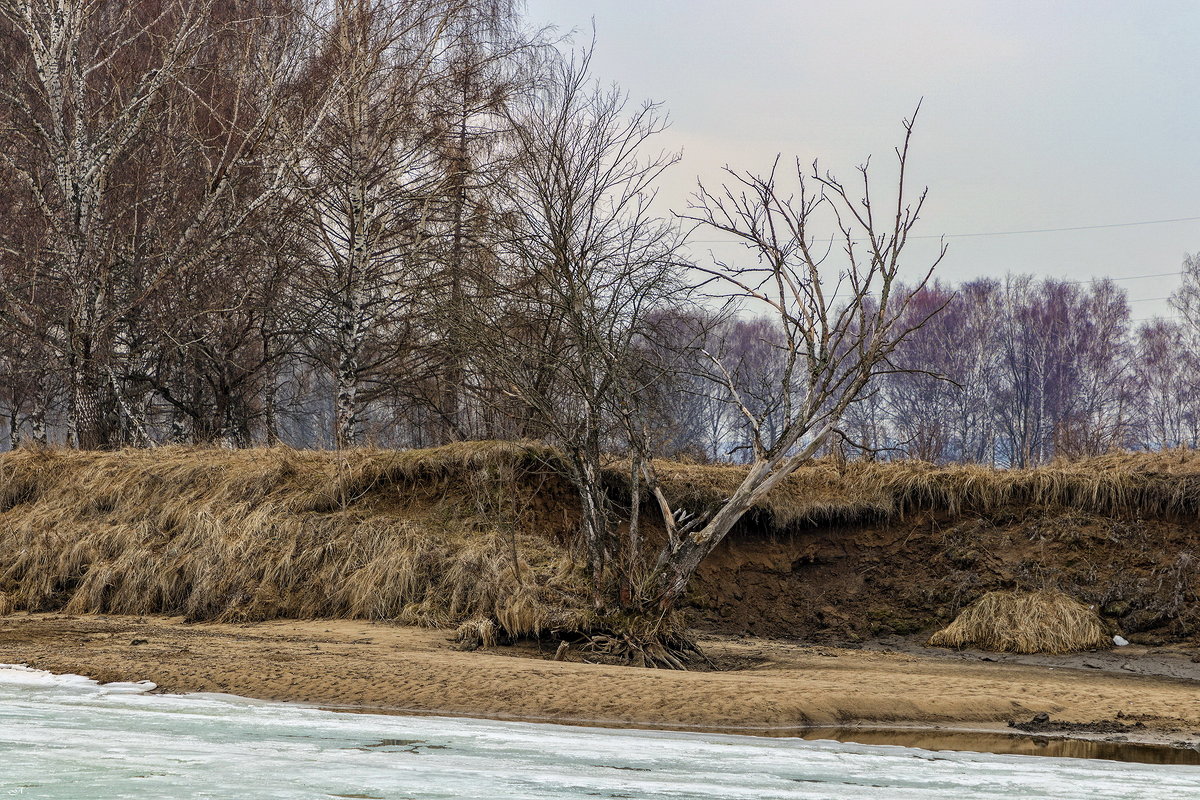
644,425,840,613
566,445,613,603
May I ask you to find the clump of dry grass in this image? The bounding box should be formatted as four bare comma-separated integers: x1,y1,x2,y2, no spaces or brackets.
927,590,1110,654
453,617,499,650
0,590,13,616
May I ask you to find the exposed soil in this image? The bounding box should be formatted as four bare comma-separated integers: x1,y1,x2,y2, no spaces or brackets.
689,508,1200,646
3,612,1200,753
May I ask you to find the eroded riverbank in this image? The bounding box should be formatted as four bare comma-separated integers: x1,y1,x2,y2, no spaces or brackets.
2,613,1199,757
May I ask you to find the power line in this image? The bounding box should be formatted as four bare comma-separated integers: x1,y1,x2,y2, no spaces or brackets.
686,214,1200,244
930,215,1200,240
692,268,1182,289
1063,271,1181,285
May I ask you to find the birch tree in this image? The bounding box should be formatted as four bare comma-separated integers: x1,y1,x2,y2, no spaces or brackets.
291,0,464,448
0,0,311,447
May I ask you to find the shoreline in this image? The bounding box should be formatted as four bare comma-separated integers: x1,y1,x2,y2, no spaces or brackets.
303,705,1200,763
3,613,1200,755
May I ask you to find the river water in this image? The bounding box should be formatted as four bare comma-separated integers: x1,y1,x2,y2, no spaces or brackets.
2,664,1198,799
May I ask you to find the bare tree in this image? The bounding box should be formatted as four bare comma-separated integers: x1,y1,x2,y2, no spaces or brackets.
425,0,533,440
467,46,691,598
0,0,313,447
643,108,944,611
289,0,467,448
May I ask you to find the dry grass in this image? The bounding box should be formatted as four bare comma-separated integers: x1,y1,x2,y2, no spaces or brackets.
453,617,499,650
0,443,588,637
927,590,1110,654
643,448,1200,528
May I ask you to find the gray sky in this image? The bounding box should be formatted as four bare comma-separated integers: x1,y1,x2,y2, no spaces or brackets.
524,0,1200,321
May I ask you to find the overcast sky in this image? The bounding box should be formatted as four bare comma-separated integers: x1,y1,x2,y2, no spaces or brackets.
523,0,1200,321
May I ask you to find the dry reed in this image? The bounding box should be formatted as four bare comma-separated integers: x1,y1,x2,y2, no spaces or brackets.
453,617,499,650
927,590,1110,654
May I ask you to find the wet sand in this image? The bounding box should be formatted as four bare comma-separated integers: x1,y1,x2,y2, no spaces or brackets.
2,613,1199,753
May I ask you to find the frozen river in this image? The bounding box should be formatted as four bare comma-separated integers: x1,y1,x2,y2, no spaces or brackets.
2,664,1198,799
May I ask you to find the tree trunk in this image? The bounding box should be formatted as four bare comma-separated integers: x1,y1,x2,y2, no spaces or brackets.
648,495,757,610
440,106,470,444
263,372,280,446
568,447,612,603
29,399,47,445
335,352,361,449
7,408,19,450
70,362,110,449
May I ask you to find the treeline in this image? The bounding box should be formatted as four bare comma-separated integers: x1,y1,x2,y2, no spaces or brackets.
1,0,1195,470
644,270,1197,468
0,0,564,449
845,272,1200,466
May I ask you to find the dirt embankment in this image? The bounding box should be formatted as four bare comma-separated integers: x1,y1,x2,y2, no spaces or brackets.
690,509,1200,647
3,613,1200,748
3,444,1200,650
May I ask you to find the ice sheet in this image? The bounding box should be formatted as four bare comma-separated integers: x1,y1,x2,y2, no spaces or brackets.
0,665,1197,799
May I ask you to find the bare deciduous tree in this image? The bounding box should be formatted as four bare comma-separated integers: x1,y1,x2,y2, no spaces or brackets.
468,46,691,599
0,0,313,447
290,0,466,448
642,109,944,611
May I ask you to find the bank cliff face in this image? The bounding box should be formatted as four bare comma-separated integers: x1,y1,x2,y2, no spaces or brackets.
0,444,1198,647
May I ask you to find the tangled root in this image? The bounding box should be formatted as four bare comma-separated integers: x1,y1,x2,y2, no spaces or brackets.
580,614,708,669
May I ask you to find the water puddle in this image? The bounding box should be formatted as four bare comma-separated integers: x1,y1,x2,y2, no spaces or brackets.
321,704,1200,765
786,727,1200,765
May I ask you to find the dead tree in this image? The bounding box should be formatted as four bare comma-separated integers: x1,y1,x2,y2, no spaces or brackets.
643,107,944,612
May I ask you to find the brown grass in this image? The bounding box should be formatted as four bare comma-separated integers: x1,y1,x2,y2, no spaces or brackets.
645,448,1200,528
927,590,1110,654
0,443,587,637
453,617,499,650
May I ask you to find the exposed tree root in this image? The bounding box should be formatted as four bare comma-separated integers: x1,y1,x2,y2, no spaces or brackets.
578,615,710,669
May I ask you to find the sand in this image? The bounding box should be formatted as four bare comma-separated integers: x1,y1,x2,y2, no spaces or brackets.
2,613,1199,749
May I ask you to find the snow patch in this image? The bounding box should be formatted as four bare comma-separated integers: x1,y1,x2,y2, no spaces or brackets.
0,663,156,694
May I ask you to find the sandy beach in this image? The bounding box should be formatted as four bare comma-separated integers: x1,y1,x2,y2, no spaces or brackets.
2,612,1198,753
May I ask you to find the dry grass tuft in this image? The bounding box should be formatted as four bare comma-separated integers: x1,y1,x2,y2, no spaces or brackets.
927,590,1110,654
0,591,13,616
453,617,499,650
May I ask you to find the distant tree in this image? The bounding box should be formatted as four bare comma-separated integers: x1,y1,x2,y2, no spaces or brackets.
1131,319,1200,449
